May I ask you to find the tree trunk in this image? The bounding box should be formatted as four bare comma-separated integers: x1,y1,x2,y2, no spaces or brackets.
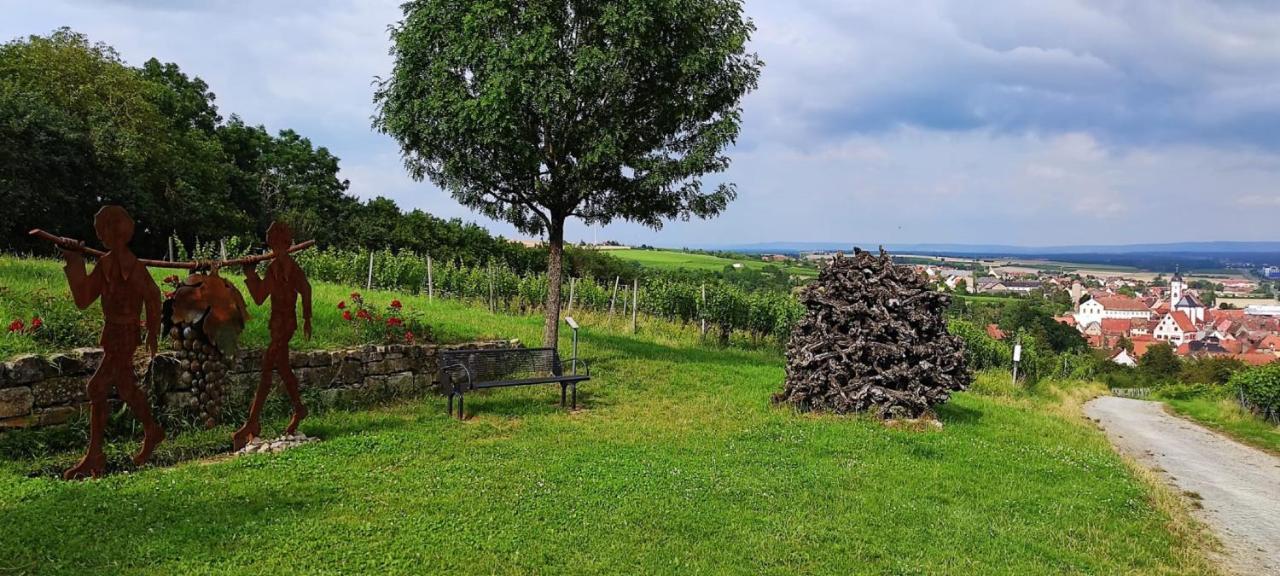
542,222,565,348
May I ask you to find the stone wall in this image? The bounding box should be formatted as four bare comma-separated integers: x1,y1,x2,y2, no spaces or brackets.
0,340,517,429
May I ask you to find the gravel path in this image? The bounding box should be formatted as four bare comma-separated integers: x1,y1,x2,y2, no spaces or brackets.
1085,396,1280,576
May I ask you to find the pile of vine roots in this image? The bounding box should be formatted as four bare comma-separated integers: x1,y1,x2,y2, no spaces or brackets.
774,247,971,419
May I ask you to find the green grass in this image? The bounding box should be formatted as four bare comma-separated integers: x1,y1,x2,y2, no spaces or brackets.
1160,395,1280,455
611,249,817,277
0,257,1219,574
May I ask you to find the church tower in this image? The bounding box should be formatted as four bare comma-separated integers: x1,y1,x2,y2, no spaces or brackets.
1170,267,1185,305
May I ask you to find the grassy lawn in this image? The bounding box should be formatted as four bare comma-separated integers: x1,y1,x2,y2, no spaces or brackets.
1160,395,1280,455
610,248,817,277
0,257,1219,575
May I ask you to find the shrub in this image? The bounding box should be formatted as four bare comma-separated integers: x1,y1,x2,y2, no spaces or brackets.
1229,361,1280,423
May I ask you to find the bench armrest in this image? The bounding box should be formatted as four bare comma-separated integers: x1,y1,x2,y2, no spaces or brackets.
441,362,473,392
574,358,591,378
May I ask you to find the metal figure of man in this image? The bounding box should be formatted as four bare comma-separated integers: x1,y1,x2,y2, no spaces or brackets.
233,221,312,450
61,206,164,479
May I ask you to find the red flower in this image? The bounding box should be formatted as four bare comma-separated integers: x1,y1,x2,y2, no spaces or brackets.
386,317,403,327
337,301,346,309
404,331,415,343
350,292,361,299
29,316,42,331
389,299,402,310
7,319,24,333
356,309,372,321
342,310,353,321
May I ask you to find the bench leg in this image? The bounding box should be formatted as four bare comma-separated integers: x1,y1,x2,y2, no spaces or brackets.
560,383,567,408
571,383,577,410
448,392,454,417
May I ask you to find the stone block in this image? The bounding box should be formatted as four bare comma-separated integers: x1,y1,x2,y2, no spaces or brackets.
5,355,54,386
0,415,33,429
35,406,80,426
302,365,338,389
0,387,34,418
32,376,86,407
333,359,364,386
48,353,85,375
365,355,415,376
72,348,104,372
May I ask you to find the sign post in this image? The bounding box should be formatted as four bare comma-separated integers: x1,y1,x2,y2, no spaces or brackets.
565,316,580,375
1012,336,1023,386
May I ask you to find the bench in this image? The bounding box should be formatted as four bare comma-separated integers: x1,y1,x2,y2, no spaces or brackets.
439,347,590,419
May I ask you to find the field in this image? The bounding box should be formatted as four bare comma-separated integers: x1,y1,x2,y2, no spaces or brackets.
610,248,817,277
0,257,1221,575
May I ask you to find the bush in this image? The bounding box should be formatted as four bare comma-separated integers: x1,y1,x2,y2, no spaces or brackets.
1229,362,1280,423
1154,382,1221,401
948,319,1011,371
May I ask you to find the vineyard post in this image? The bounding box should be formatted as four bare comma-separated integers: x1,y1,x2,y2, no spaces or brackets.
167,235,174,261
631,279,639,333
488,265,496,313
609,276,620,316
366,251,374,291
700,283,707,341
426,254,434,301
568,277,577,312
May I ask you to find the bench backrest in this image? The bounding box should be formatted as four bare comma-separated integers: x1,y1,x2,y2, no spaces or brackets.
440,347,562,384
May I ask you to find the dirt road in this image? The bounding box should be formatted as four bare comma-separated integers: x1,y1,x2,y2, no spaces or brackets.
1085,396,1280,575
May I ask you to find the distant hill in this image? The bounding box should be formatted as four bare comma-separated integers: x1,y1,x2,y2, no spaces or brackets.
701,241,1280,257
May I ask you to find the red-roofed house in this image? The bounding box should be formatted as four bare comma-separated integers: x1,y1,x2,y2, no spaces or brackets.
1153,311,1197,347
1100,318,1132,338
1259,334,1280,353
1074,295,1153,327
1131,335,1157,358
1234,353,1277,367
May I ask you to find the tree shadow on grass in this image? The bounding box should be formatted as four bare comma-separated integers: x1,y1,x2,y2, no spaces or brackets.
451,386,605,420
0,459,341,574
936,401,983,426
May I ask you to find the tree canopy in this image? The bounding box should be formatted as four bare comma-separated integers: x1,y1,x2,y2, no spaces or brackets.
375,0,762,345
0,29,552,272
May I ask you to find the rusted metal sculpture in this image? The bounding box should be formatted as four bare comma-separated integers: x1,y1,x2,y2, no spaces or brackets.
29,218,317,477
232,221,312,450
164,269,251,428
50,206,165,480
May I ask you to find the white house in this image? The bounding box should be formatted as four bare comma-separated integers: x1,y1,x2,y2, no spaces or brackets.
1109,348,1138,367
1152,311,1197,346
1073,295,1153,328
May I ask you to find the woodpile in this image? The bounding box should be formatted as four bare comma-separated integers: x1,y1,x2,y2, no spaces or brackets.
774,248,970,419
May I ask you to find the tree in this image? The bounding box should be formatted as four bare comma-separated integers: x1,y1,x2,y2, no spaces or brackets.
374,0,762,346
1138,343,1180,383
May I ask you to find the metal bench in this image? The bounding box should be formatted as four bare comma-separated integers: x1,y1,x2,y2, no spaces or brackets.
439,347,590,419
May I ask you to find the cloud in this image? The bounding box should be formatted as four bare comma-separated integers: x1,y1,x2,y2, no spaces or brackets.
3,0,1279,246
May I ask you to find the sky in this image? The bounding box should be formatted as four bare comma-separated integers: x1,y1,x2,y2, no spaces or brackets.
4,0,1280,247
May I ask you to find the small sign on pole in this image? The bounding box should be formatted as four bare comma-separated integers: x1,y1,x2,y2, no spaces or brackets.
1012,337,1023,386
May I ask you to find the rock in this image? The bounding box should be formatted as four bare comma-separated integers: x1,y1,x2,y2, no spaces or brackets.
35,406,80,426
74,348,103,371
5,355,54,386
365,355,415,376
32,376,86,407
47,353,85,375
0,387,34,418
